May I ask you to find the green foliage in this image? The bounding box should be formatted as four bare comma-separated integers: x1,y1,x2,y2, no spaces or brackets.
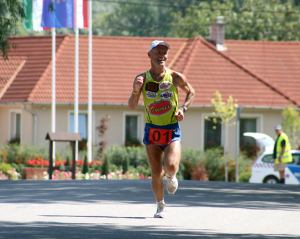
126,146,148,168
103,145,149,175
211,90,238,125
281,106,300,148
237,153,253,182
0,0,24,58
171,0,300,41
65,156,71,171
0,162,13,174
92,0,300,41
203,148,226,181
99,1,173,37
101,157,111,177
0,144,47,165
82,156,89,174
180,148,204,180
0,162,20,180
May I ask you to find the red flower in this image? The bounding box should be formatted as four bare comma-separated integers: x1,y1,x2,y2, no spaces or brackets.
26,157,49,168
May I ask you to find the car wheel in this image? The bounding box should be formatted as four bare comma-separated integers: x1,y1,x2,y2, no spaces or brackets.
263,176,279,184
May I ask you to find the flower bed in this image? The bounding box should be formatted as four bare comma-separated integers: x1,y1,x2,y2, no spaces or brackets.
23,167,48,180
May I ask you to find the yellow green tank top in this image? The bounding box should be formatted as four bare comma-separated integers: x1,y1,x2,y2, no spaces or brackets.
142,69,178,126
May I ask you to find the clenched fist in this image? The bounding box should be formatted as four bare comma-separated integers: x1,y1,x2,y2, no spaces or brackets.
133,75,144,93
175,108,184,121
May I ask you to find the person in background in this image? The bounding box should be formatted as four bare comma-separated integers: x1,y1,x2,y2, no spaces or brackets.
128,40,195,218
273,124,293,184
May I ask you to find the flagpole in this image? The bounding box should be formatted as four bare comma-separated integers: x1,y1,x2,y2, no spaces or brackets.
51,27,56,164
87,0,93,162
74,3,79,163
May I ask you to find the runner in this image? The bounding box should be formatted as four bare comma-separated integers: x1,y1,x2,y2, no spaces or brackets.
128,40,195,218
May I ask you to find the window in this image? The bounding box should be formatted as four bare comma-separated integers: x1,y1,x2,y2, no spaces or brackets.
240,118,257,156
204,117,221,150
125,114,141,146
262,154,274,163
10,112,21,144
69,112,88,139
292,153,300,165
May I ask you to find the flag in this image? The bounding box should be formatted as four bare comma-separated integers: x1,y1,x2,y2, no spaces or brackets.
42,0,88,29
23,0,44,31
76,0,89,28
42,0,74,28
23,0,88,30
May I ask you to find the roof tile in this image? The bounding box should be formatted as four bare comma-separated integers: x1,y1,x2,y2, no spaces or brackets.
0,36,298,108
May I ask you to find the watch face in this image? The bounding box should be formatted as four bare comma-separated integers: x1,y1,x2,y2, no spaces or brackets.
145,82,159,92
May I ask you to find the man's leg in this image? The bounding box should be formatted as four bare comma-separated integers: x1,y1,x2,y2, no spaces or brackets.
164,140,181,194
146,144,167,218
164,140,181,178
146,144,164,202
279,169,285,184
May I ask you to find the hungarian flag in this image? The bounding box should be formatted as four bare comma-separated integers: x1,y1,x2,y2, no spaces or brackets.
24,0,88,31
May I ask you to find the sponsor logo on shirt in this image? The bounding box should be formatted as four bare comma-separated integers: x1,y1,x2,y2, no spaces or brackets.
161,91,173,99
146,91,157,99
159,82,171,91
149,100,171,115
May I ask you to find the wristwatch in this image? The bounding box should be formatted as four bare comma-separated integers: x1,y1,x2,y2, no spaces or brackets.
181,105,188,113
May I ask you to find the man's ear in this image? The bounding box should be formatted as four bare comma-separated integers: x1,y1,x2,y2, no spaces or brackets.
147,52,151,58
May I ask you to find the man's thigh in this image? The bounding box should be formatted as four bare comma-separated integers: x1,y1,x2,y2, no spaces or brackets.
164,140,181,167
146,144,164,171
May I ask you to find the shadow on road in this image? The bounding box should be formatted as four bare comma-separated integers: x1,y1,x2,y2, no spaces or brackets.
0,221,298,239
0,180,299,211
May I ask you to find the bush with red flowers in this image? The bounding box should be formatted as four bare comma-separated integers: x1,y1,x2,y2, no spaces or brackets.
26,156,49,168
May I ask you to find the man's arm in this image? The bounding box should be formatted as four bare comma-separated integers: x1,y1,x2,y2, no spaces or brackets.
128,74,144,109
172,71,195,121
279,139,286,163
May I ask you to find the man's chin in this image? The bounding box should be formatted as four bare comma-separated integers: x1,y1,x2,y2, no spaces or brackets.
157,61,166,66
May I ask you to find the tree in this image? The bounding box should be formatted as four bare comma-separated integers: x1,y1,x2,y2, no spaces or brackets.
211,90,238,182
0,0,24,58
171,0,300,40
282,106,300,148
96,0,197,37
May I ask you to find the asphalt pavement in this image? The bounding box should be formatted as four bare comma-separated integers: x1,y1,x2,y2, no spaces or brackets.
0,180,299,239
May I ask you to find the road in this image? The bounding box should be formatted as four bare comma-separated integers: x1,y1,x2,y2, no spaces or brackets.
0,180,299,239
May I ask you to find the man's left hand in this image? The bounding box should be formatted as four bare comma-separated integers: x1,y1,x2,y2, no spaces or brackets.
175,108,184,121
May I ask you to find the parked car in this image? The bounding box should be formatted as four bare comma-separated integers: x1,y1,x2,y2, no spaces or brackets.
244,132,300,184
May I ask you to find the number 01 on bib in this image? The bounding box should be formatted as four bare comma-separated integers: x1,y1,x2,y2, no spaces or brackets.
149,128,173,145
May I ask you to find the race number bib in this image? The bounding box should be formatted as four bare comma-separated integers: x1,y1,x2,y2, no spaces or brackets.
149,128,173,145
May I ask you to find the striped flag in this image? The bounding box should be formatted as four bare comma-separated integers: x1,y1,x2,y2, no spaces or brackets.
24,0,44,31
23,0,88,31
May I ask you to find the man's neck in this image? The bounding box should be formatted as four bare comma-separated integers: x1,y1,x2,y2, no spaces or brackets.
150,65,166,74
150,67,166,81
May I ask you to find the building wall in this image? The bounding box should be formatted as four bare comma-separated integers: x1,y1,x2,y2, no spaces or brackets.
0,106,10,144
0,104,290,158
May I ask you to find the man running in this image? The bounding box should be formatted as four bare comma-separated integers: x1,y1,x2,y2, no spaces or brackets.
128,40,195,218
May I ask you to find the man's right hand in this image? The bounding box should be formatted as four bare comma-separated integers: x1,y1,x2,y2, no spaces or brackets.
133,75,144,93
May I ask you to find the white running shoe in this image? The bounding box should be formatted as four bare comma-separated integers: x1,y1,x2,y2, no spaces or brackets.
165,175,178,195
154,201,166,218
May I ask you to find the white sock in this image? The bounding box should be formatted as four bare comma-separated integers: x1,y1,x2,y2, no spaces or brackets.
157,199,165,205
166,174,175,179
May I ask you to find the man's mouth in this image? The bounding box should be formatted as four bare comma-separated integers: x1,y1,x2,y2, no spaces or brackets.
157,58,165,64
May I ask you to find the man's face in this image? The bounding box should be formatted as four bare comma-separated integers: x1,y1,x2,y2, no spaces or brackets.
148,45,169,67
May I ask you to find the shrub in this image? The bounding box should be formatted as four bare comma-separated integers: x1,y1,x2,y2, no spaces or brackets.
202,148,225,181
82,156,89,174
180,148,204,180
104,145,128,169
0,144,47,165
0,162,20,180
126,146,148,168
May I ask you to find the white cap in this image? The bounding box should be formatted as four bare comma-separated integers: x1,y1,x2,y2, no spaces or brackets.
274,124,282,130
148,40,170,52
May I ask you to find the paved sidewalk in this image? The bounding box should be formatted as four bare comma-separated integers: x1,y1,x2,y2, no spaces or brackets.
0,180,299,239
